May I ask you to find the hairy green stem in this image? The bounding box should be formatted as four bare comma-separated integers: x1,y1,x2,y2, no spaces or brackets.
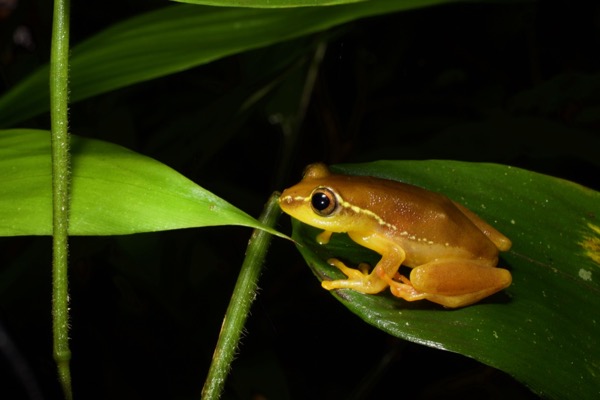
201,193,282,400
50,0,72,398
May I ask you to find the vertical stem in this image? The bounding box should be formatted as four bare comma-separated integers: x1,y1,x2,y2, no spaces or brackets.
50,0,72,399
201,193,282,400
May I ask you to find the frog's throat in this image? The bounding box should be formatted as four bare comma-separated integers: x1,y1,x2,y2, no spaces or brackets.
283,194,398,231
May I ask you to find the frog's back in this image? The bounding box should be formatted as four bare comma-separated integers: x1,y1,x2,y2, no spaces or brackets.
323,174,505,264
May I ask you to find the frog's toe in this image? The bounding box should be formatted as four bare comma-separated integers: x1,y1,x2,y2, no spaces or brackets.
321,278,371,292
327,258,368,280
387,281,427,302
378,272,426,301
358,263,371,274
323,259,388,294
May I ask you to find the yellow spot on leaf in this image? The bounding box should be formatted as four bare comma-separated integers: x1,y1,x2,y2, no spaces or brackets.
581,223,600,267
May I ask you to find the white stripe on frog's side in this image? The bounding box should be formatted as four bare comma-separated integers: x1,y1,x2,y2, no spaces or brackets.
281,193,437,245
337,198,397,231
337,196,438,244
281,193,397,231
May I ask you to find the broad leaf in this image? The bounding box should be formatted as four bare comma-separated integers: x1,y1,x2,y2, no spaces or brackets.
290,160,600,400
178,0,525,7
0,0,457,127
0,129,284,237
175,0,373,7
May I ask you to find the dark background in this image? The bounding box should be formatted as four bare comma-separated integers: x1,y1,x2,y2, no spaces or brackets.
1,0,599,399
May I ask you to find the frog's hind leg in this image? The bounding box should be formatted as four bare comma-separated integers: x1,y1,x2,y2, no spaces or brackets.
386,259,512,308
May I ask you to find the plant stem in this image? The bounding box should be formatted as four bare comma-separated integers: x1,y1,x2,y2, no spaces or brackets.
50,0,72,398
201,193,282,400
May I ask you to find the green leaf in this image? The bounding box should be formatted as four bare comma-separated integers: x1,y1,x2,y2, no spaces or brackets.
289,160,600,400
174,0,368,7
0,129,285,237
177,0,528,7
0,0,456,127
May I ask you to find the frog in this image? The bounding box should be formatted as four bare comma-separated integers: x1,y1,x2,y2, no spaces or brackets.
278,163,512,308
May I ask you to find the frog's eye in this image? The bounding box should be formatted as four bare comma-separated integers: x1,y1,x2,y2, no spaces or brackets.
310,187,338,216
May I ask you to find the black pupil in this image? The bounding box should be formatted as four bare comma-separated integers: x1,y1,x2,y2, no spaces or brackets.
311,192,330,211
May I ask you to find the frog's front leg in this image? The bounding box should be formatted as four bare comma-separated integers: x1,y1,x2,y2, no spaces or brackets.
387,260,512,308
321,233,405,295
